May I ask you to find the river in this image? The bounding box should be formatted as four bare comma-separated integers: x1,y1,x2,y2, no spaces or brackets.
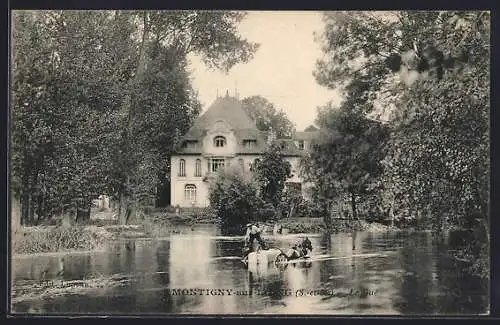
11,227,489,315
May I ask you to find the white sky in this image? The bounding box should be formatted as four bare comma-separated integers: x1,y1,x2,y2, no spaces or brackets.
187,11,342,131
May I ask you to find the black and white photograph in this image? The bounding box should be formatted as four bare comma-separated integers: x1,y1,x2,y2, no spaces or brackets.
9,10,490,315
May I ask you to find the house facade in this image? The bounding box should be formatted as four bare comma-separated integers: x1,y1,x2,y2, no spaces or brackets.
170,94,319,208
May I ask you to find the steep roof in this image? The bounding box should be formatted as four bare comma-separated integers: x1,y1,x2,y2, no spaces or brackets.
184,95,258,138
175,95,318,156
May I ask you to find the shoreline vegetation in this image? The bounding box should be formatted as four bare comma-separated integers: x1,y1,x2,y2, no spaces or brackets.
12,209,475,257
12,209,488,288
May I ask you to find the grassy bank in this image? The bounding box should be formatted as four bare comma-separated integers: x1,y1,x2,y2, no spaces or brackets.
12,210,219,255
12,214,402,255
12,226,113,255
11,212,468,255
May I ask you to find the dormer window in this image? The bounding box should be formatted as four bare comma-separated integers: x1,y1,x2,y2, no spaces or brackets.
183,141,198,149
243,140,256,149
214,136,226,148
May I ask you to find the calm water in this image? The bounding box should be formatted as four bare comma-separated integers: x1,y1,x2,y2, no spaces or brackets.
11,228,489,315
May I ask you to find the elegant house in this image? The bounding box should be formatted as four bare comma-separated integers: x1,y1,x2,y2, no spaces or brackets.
170,94,319,208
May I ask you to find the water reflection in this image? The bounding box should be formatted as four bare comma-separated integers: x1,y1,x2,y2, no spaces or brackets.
11,230,489,315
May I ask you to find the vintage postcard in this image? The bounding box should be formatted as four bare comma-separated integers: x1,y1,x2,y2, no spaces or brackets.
9,10,490,316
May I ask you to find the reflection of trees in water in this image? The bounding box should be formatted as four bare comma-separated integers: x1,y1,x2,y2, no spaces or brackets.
155,240,170,286
220,224,242,236
320,232,332,253
262,276,288,300
215,240,242,258
398,232,442,314
434,233,489,314
157,240,173,312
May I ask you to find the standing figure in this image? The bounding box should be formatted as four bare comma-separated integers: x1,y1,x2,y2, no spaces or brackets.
242,223,268,263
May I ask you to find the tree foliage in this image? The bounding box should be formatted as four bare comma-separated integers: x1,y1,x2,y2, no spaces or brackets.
304,106,390,223
254,142,292,209
308,11,489,277
208,142,293,226
208,166,263,232
309,10,489,228
11,10,258,225
241,95,296,137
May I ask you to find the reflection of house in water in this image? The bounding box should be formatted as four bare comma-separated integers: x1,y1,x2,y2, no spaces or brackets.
168,234,215,311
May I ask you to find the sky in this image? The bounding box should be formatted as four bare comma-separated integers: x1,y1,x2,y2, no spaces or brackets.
187,11,342,131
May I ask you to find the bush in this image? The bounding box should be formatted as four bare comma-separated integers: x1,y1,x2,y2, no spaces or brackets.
150,206,178,214
286,222,325,234
295,200,323,217
256,202,276,221
208,166,263,229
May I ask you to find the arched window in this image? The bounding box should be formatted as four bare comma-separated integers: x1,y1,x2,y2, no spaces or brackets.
214,136,226,148
179,159,186,177
195,159,202,177
184,184,196,202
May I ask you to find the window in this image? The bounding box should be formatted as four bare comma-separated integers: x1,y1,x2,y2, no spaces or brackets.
298,140,305,150
208,157,225,173
238,158,244,171
179,159,186,177
243,140,256,148
184,184,197,202
214,136,226,148
195,159,202,177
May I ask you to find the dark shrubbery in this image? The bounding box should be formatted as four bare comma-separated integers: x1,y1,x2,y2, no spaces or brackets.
208,166,264,230
256,202,276,221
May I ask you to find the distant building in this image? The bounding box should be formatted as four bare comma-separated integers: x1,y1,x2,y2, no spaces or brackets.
170,94,319,208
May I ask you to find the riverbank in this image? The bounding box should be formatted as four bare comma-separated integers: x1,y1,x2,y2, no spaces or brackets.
280,218,401,234
12,214,405,256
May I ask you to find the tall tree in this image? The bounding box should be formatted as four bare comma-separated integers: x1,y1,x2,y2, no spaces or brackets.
304,105,389,225
254,142,292,212
313,11,489,230
241,95,296,137
312,11,489,278
11,10,259,225
115,11,259,224
12,11,133,224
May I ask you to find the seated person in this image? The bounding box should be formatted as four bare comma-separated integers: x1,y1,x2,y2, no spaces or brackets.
285,237,312,259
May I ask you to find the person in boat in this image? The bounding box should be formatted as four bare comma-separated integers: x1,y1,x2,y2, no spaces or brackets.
242,223,269,262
